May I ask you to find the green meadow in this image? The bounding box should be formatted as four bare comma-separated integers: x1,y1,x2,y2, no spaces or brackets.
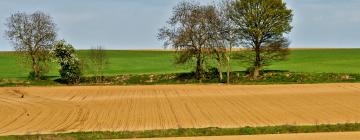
0,49,359,79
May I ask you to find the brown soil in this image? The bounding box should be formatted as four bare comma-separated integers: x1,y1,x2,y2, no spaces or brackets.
1,83,360,136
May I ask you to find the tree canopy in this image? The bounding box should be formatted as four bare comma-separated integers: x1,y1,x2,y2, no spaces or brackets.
53,40,82,84
158,1,224,82
5,11,57,79
229,0,293,79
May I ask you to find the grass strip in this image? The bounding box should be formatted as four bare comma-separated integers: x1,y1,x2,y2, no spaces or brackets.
2,123,360,140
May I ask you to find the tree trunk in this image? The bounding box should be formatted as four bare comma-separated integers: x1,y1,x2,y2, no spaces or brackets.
226,45,232,84
215,51,223,82
32,64,38,79
31,55,41,80
219,71,223,81
252,43,261,80
218,63,223,81
196,53,203,83
226,59,230,84
253,66,261,79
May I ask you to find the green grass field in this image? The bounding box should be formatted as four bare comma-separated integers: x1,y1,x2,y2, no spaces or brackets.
0,49,359,79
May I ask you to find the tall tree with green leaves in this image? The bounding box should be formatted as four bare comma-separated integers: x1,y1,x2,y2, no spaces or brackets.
5,11,57,80
158,1,223,82
229,0,293,79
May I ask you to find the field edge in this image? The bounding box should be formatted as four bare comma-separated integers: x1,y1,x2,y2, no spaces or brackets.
2,123,360,140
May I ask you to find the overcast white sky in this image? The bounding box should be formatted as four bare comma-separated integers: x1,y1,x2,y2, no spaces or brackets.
0,0,359,50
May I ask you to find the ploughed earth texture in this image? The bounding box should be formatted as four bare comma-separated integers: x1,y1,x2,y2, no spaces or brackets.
1,83,360,136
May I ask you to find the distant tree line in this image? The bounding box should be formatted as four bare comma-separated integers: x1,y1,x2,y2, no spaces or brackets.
159,0,293,82
3,0,293,85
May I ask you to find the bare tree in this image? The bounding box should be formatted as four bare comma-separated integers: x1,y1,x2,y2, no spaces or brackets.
229,0,293,79
211,46,226,81
5,11,57,80
89,46,108,83
158,1,223,82
215,0,239,83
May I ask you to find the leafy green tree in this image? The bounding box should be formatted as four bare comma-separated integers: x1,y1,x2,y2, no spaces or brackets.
229,0,293,79
5,11,57,80
53,40,82,84
158,1,223,82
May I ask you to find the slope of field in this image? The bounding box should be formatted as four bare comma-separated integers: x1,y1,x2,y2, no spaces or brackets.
1,49,360,79
129,132,360,140
1,83,360,136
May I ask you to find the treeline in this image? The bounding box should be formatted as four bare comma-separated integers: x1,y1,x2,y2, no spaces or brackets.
3,0,293,85
4,12,108,84
159,0,293,83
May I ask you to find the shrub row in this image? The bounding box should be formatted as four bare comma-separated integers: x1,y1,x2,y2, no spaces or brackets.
1,71,360,86
80,71,360,85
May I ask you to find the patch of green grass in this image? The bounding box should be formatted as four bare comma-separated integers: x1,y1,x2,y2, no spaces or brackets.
0,52,59,80
2,123,360,140
268,49,360,73
78,50,190,76
1,49,360,80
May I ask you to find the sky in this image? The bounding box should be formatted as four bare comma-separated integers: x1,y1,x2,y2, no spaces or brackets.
0,0,359,51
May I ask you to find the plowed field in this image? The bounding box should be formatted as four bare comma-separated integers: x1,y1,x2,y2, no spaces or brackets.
1,83,360,136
